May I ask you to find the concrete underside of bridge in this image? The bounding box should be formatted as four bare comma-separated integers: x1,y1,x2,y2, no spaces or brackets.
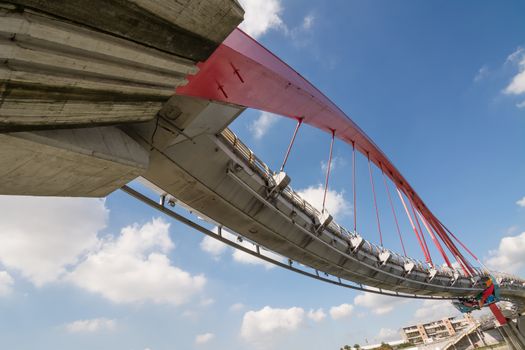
0,0,243,196
0,0,524,303
119,95,525,300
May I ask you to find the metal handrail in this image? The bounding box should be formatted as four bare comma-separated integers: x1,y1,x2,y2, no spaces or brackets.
218,128,525,290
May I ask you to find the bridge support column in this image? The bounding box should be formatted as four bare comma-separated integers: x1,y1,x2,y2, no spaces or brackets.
499,322,525,350
518,315,525,338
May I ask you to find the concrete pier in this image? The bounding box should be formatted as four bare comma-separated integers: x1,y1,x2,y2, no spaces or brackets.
0,0,243,196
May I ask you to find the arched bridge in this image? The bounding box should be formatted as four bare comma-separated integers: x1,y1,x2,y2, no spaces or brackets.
0,0,524,313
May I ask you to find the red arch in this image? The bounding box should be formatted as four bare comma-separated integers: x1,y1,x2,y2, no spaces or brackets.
176,28,474,274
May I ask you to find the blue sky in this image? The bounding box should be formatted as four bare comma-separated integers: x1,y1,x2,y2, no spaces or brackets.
1,1,525,349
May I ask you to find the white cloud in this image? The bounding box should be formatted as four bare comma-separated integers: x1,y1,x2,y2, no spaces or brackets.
320,156,346,173
200,235,228,259
195,332,214,345
237,0,315,45
200,226,282,269
504,48,525,95
517,100,525,109
67,218,206,305
0,196,107,286
377,328,399,342
249,111,279,140
230,303,245,312
506,47,524,64
238,0,284,39
307,308,326,322
232,247,281,269
65,318,116,333
486,232,525,274
329,303,354,320
240,306,304,346
0,271,14,296
414,300,459,322
296,184,350,219
506,70,525,95
354,293,406,315
516,196,525,207
474,65,489,82
302,14,315,30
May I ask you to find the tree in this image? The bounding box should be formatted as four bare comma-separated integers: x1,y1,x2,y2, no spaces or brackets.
353,344,361,349
376,342,394,350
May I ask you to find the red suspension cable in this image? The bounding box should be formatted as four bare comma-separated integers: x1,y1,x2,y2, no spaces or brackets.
416,211,452,268
433,220,476,276
438,221,479,261
381,166,406,256
322,130,336,212
408,197,433,266
368,155,383,246
352,141,357,232
397,188,431,263
429,218,475,276
280,117,303,172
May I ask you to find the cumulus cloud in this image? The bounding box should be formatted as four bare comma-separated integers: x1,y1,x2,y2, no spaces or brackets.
0,271,14,296
486,232,525,274
504,47,525,95
0,196,107,286
354,293,406,315
238,0,315,44
65,318,116,333
238,0,284,39
296,185,350,219
241,306,305,345
195,332,214,345
414,300,459,322
307,308,326,322
516,196,525,207
200,235,228,259
249,111,279,140
232,247,282,269
200,227,282,269
329,303,354,320
67,218,206,305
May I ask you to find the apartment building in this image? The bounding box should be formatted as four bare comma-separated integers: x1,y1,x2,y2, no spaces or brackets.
401,314,475,345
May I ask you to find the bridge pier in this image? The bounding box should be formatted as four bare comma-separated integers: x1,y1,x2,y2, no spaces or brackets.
499,319,525,350
0,0,243,196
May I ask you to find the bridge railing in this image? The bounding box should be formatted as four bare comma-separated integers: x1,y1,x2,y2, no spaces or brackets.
215,127,525,305
219,128,451,276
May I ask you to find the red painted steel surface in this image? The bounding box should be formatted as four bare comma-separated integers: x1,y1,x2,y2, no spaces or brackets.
176,28,473,270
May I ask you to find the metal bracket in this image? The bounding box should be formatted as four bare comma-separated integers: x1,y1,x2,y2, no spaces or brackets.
350,235,364,253
404,262,415,275
379,250,391,266
266,171,291,199
427,268,438,282
314,209,333,233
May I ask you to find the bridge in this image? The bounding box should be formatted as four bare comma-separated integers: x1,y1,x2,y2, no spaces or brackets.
0,0,524,346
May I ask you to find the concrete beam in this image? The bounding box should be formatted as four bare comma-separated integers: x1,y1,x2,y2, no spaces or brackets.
0,126,149,196
0,7,202,129
4,0,243,60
